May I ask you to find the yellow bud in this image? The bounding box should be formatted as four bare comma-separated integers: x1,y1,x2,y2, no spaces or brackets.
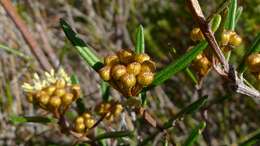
54,88,66,97
44,85,56,96
106,114,114,122
137,72,154,86
99,66,111,81
75,123,85,133
247,53,260,72
49,96,61,108
104,54,119,65
62,93,74,105
134,53,150,63
114,103,123,116
221,30,231,45
126,62,141,75
39,95,50,105
55,79,66,88
229,34,242,47
190,27,205,41
120,73,136,88
82,112,92,120
103,102,111,112
85,118,95,129
141,60,156,73
195,53,204,60
26,93,34,103
75,116,85,124
35,91,47,101
117,50,134,64
71,84,81,98
111,65,127,80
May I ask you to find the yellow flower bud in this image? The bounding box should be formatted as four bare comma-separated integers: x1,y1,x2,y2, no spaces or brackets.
104,54,119,65
26,93,34,103
71,84,81,98
75,123,85,133
141,60,156,73
39,95,50,105
82,112,92,120
111,65,127,80
126,62,141,75
134,53,150,63
247,53,260,72
54,88,66,97
62,93,74,105
85,118,95,129
55,79,66,89
49,96,61,108
120,73,136,88
190,27,204,41
106,114,114,122
117,50,134,64
113,103,123,117
35,91,47,101
99,66,111,81
103,102,111,112
75,116,85,124
229,34,242,47
221,30,231,45
137,72,154,86
44,85,56,96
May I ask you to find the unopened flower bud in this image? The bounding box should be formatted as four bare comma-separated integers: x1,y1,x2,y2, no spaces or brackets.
111,65,127,80
247,53,260,72
104,54,119,65
26,93,34,103
75,116,85,124
141,60,156,73
99,66,111,81
121,73,136,88
134,53,150,63
71,84,81,98
39,95,50,105
54,88,66,97
114,104,123,116
127,62,141,75
137,72,154,86
85,118,95,129
82,112,92,120
221,31,231,45
229,34,242,47
75,123,85,133
62,93,74,105
190,27,204,41
44,85,56,96
55,79,66,89
118,50,133,64
49,96,61,108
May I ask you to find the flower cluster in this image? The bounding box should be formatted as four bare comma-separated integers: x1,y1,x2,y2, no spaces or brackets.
74,112,96,133
95,100,123,122
99,50,156,97
22,68,80,116
220,30,242,52
191,53,211,77
190,27,205,42
247,53,260,80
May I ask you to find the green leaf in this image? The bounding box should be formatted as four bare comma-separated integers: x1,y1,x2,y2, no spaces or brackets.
238,33,260,73
101,81,110,101
225,0,237,30
210,14,222,32
141,91,147,106
94,131,134,141
10,115,55,125
152,41,207,86
235,6,243,24
163,96,208,129
135,25,145,54
70,74,86,114
185,68,198,85
239,129,260,146
183,122,206,146
60,19,102,71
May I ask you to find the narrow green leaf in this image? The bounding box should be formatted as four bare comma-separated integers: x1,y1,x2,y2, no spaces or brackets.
135,25,145,54
60,19,102,71
238,33,260,73
183,122,206,146
185,68,198,85
70,74,86,114
163,96,208,129
0,44,31,60
239,129,260,146
206,0,231,22
235,6,243,24
10,115,55,125
101,81,110,101
152,41,207,86
94,131,134,141
226,0,237,30
210,14,222,32
141,91,147,106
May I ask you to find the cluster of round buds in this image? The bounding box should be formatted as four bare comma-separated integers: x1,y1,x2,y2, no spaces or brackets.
74,112,95,133
247,53,260,80
221,30,242,52
190,27,205,42
95,100,123,122
191,53,211,77
99,50,156,97
22,68,80,116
